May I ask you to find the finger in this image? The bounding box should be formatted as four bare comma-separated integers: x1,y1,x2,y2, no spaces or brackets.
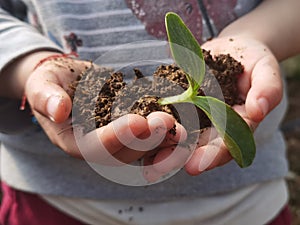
245,55,283,122
113,124,188,165
143,165,166,183
111,112,177,165
195,127,218,147
185,137,232,176
142,145,191,183
77,114,148,163
152,145,191,174
142,150,168,183
112,112,187,165
111,148,146,165
137,112,178,150
25,58,90,123
116,112,180,151
33,110,82,158
76,112,183,165
26,72,73,123
159,122,188,148
112,112,184,164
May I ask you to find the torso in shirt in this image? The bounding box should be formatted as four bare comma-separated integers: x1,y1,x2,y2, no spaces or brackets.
22,0,262,61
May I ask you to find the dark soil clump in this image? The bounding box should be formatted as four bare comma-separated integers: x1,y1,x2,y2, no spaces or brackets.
71,49,244,134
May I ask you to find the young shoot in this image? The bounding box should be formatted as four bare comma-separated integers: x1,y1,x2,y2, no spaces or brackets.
158,12,256,168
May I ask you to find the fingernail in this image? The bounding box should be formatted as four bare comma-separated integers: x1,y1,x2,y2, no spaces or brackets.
198,152,210,172
198,161,209,172
257,97,269,117
47,96,62,121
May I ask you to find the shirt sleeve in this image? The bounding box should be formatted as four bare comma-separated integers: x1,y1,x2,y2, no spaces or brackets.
0,7,62,73
0,8,63,133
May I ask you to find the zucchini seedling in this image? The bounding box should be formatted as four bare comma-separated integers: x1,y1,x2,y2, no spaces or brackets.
158,12,256,168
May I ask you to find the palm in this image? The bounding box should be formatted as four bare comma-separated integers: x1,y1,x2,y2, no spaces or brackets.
146,36,283,178
25,58,186,171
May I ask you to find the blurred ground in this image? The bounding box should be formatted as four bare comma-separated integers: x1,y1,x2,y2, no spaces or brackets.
281,55,300,225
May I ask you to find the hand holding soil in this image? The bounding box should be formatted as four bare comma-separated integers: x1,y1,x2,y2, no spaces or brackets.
23,13,282,184
184,35,283,175
24,13,269,183
24,55,187,169
202,36,282,124
69,48,247,182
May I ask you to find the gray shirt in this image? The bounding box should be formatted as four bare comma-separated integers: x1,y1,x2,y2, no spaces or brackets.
0,0,288,201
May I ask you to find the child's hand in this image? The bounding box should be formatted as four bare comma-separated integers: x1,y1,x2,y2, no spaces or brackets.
25,56,187,165
185,36,283,175
143,36,283,180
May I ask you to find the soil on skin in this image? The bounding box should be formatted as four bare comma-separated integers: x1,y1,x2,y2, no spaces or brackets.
70,49,244,134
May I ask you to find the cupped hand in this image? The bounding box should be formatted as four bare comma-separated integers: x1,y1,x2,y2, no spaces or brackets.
25,56,187,165
185,36,283,175
143,36,283,180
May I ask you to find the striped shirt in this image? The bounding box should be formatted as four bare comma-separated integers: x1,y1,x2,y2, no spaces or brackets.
0,0,288,204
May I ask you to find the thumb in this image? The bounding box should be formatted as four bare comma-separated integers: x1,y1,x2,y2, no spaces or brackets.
25,58,87,123
26,71,72,123
245,55,283,123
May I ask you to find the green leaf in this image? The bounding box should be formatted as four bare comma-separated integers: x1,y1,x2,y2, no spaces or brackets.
165,12,205,91
162,12,256,168
158,85,195,105
192,96,256,168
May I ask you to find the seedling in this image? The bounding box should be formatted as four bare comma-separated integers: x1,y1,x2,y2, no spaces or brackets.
159,12,256,168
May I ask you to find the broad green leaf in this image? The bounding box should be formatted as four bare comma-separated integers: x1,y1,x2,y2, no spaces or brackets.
162,12,256,168
165,12,205,91
192,96,256,168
